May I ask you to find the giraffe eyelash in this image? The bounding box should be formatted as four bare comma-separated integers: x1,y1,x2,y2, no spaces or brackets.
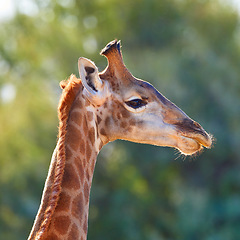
125,98,147,109
124,97,148,112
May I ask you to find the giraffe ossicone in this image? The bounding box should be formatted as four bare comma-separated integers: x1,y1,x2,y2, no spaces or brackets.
28,40,212,240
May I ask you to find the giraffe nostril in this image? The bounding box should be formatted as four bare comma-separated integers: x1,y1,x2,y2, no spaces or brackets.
193,121,202,129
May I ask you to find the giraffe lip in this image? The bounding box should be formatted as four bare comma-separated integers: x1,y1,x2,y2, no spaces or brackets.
183,131,212,149
173,119,212,149
176,130,212,155
195,135,212,148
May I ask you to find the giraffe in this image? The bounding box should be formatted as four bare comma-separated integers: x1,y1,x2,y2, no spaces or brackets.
28,40,212,240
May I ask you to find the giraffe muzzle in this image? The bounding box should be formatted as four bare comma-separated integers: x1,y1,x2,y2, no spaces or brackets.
174,118,212,154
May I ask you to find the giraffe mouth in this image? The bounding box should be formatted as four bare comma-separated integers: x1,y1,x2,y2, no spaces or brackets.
172,125,213,155
171,118,212,155
193,133,212,148
177,131,212,155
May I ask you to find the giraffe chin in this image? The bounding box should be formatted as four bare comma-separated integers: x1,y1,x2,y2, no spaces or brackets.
177,136,209,156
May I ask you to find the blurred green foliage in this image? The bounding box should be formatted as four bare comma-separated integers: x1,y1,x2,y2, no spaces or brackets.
0,0,240,239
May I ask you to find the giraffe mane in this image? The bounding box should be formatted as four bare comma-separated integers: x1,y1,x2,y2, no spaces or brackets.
36,74,82,239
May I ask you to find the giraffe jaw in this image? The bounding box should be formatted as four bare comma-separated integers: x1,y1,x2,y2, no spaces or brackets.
115,120,212,156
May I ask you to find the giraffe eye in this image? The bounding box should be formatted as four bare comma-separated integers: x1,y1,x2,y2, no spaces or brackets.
125,99,147,109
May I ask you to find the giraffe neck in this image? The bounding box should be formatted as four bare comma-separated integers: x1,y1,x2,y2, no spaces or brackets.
46,96,100,239
28,77,103,240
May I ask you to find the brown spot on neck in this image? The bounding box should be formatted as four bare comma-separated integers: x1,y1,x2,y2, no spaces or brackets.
69,224,79,239
72,193,84,221
55,192,71,213
62,164,80,190
54,215,71,235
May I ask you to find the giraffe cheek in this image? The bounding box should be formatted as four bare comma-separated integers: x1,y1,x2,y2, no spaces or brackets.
120,121,127,129
126,119,136,133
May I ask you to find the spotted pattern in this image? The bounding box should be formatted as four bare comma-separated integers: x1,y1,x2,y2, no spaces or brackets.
45,94,99,240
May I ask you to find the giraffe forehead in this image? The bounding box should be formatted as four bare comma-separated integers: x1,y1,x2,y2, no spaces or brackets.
108,78,159,102
100,70,167,106
100,71,135,94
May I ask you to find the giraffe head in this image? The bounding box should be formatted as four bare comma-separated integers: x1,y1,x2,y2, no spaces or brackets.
78,40,212,155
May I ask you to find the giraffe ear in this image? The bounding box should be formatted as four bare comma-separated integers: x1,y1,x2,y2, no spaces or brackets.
78,57,107,105
78,57,103,93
